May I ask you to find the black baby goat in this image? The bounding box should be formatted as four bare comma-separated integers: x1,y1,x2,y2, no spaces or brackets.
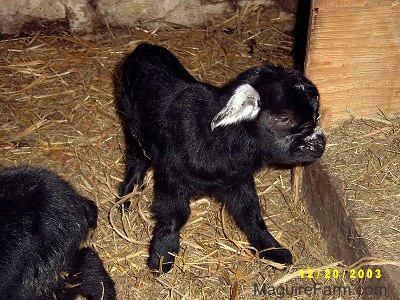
0,166,116,300
119,43,326,273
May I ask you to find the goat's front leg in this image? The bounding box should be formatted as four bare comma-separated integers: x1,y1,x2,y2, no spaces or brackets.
148,180,191,274
217,178,293,265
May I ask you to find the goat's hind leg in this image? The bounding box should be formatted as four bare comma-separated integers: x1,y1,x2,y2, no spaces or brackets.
119,134,151,199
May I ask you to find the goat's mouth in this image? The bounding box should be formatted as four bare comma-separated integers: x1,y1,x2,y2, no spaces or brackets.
299,140,325,158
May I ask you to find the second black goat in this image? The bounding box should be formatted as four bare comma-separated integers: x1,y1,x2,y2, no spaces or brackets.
119,43,326,273
0,166,116,300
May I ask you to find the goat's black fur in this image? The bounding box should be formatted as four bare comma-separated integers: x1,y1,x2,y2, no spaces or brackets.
55,248,116,300
0,166,116,300
119,43,326,273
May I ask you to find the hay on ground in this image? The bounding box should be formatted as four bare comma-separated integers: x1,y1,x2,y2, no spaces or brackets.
323,117,400,263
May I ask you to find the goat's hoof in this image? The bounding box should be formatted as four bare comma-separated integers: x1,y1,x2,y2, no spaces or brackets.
260,248,293,265
148,253,175,275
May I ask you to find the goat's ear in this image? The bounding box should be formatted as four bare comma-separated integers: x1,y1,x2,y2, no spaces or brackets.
211,84,260,131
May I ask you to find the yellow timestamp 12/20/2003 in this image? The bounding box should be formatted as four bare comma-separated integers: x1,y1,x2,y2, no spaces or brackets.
299,268,382,280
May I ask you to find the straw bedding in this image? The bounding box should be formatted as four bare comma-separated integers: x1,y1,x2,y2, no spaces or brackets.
323,117,400,264
1,4,395,299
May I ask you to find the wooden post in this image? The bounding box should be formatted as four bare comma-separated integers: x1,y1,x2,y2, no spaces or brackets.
305,0,400,126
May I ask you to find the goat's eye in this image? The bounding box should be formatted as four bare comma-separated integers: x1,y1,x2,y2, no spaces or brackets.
275,115,294,127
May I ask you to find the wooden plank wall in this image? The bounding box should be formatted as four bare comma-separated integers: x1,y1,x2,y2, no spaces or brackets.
305,0,400,125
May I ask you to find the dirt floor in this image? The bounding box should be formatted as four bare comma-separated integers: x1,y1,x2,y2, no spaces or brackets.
1,4,395,300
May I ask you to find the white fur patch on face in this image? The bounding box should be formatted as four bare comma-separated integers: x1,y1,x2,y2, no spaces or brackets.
211,84,260,131
304,126,324,142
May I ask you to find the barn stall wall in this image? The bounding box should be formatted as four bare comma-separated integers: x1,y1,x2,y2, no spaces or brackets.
0,0,285,34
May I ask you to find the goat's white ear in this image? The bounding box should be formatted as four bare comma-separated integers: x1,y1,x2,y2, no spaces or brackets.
211,84,260,131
